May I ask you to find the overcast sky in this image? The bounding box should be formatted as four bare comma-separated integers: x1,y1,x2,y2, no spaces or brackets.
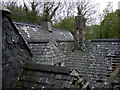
1,0,120,25
2,0,120,12
92,0,119,11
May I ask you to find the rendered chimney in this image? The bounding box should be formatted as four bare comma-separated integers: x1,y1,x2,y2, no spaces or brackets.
74,15,86,51
41,21,52,32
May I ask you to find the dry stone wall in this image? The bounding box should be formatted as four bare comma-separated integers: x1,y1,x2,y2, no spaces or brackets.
2,12,32,88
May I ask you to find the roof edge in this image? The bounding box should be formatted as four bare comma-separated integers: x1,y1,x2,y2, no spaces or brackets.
89,39,120,42
23,62,71,75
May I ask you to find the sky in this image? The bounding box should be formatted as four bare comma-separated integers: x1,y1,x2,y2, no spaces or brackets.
1,0,120,25
1,0,120,11
1,0,120,12
92,0,119,12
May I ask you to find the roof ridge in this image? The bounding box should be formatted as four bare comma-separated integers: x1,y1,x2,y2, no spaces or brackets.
23,62,71,75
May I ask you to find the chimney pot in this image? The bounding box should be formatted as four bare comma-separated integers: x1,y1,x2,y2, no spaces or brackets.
74,15,86,51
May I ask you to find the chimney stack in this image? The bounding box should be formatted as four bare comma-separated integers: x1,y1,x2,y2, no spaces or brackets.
41,21,52,32
74,15,86,51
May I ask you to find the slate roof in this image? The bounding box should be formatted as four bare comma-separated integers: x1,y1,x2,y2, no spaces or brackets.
65,39,120,87
28,42,67,65
52,28,74,42
13,22,74,65
2,9,33,88
14,22,74,42
2,8,91,89
3,6,120,89
96,64,120,88
15,62,92,89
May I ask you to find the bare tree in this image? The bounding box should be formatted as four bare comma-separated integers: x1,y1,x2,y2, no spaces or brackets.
2,0,18,9
103,2,113,17
42,2,61,22
76,0,97,25
2,0,97,25
24,1,64,23
62,0,98,25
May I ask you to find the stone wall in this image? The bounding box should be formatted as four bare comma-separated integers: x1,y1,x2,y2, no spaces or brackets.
65,39,120,87
2,12,32,88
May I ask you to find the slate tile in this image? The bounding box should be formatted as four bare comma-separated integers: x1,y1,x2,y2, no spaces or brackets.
47,73,54,78
55,75,62,79
47,78,56,85
42,73,50,77
16,81,24,87
35,72,45,76
2,25,8,31
22,69,28,75
36,84,44,88
17,38,25,46
8,56,14,62
3,48,11,58
5,29,13,36
62,81,71,88
6,35,13,44
42,85,51,88
22,82,35,89
62,75,71,80
11,36,19,43
33,77,43,83
54,80,63,88
12,48,19,56
14,44,21,51
21,75,27,81
8,44,15,50
40,77,48,84
8,23,14,30
17,81,34,88
26,71,43,76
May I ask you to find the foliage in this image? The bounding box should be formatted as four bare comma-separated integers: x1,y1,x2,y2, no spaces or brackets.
76,0,97,25
42,2,61,22
5,2,27,22
100,10,119,39
86,25,100,39
86,10,120,39
53,16,75,34
3,1,41,24
3,1,61,24
3,1,119,39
